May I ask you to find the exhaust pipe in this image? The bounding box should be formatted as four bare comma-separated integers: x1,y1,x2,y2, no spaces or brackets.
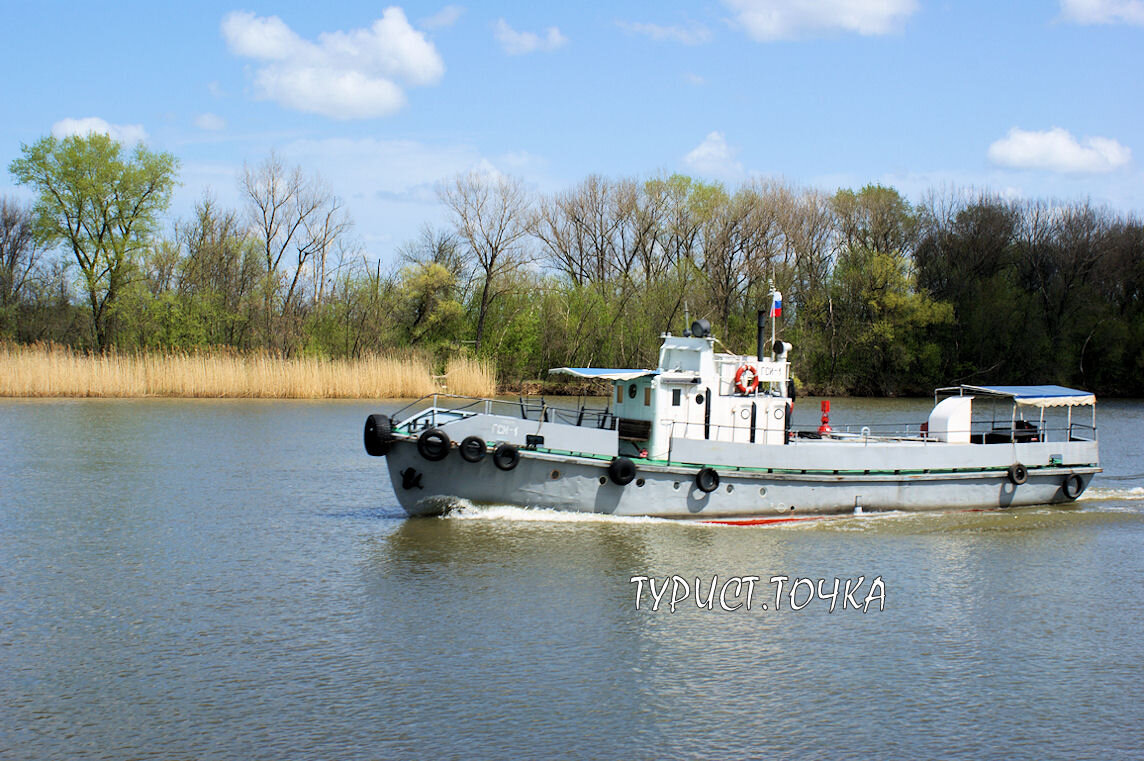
757,309,766,361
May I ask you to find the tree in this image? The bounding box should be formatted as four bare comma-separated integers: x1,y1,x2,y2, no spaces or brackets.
10,133,178,351
0,197,42,330
178,195,260,347
242,152,349,351
438,171,531,353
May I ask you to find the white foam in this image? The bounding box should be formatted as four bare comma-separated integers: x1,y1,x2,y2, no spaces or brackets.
1080,486,1144,502
441,501,672,525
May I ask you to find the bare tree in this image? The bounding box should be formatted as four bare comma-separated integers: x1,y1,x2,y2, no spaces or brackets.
242,152,349,349
701,182,781,328
438,171,531,352
0,197,41,312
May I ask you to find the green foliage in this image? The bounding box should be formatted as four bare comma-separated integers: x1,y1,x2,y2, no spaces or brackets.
6,147,1144,396
10,133,178,351
395,262,465,348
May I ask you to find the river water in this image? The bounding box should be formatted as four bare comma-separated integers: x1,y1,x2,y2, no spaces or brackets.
1,397,1141,760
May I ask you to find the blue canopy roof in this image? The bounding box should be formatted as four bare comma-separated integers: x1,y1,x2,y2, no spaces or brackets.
549,367,658,381
948,385,1095,407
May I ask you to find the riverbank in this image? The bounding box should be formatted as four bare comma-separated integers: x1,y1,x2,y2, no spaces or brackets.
0,345,496,399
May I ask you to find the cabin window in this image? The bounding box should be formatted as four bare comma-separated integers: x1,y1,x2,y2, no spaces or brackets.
672,389,681,406
644,387,651,406
628,383,637,399
661,348,700,371
616,385,622,403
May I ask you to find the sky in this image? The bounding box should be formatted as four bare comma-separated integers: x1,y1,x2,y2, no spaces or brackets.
2,0,1141,264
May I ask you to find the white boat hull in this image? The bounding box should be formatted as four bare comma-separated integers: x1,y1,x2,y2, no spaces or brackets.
383,439,1097,520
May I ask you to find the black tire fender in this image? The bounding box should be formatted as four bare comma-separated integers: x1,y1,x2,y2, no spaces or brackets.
363,414,394,457
492,443,520,471
459,435,487,463
1007,463,1028,485
1062,473,1084,500
608,456,636,486
417,428,451,461
695,467,720,493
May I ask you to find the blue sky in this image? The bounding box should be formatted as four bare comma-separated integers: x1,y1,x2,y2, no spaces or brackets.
2,0,1141,262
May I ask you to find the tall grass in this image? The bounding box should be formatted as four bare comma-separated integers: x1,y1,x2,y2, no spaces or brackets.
0,345,498,399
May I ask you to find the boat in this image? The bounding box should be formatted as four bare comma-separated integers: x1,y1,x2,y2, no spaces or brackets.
363,296,1100,522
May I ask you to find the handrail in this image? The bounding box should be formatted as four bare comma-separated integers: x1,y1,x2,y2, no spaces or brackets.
391,393,1098,444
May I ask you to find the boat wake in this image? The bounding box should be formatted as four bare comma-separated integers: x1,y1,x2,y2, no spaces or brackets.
1079,485,1144,502
440,501,672,525
434,497,1143,531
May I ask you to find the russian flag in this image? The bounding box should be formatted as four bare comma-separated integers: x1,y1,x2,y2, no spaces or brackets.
771,291,782,317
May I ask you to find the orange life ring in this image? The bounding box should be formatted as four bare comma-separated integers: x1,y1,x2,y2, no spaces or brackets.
734,364,759,395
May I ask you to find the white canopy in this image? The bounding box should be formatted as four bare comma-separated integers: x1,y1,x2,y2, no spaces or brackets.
946,385,1096,408
549,367,658,381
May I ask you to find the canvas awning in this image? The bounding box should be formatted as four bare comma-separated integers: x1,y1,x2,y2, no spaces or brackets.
943,384,1096,408
549,367,659,381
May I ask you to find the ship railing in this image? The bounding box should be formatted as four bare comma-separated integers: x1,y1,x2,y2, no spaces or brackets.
668,419,1094,445
393,393,614,432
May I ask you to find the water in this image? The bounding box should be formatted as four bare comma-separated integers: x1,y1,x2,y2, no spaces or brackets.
1,398,1142,760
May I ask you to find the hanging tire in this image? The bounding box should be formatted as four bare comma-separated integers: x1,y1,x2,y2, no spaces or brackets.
493,443,520,471
695,467,720,493
1007,463,1028,485
608,457,636,486
363,414,394,457
459,435,487,463
417,428,451,461
1062,474,1084,500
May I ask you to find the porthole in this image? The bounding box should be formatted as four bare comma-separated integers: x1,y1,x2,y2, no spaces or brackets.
628,383,638,399
673,481,681,490
696,394,705,405
759,487,767,497
599,476,607,485
726,484,734,494
550,470,560,480
636,478,646,487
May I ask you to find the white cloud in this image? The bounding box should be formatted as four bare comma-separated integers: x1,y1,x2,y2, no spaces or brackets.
616,21,713,45
723,0,917,41
51,117,148,145
221,8,445,119
1059,0,1144,24
683,132,744,180
421,5,464,30
194,113,226,131
988,127,1132,174
494,19,567,55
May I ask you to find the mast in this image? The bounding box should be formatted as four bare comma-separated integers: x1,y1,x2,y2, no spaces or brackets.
769,278,781,359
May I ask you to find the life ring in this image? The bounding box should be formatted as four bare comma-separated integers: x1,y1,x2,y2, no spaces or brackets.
363,414,394,457
695,467,720,493
608,457,636,485
492,443,520,471
734,365,760,395
1007,463,1028,485
1062,474,1084,500
459,435,487,463
417,428,451,461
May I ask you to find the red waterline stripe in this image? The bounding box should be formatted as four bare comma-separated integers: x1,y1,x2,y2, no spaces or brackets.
702,515,827,527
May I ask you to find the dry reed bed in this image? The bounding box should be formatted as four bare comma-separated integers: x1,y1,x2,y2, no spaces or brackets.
0,346,496,399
